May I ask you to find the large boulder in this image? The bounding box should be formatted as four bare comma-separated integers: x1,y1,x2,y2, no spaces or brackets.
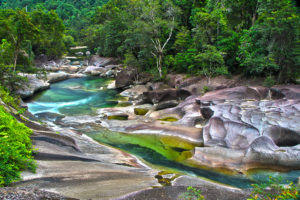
59,65,80,73
142,89,192,104
115,67,138,89
167,74,242,95
89,55,118,67
47,72,70,83
190,86,300,172
83,66,104,76
16,74,50,99
272,85,300,99
120,85,149,99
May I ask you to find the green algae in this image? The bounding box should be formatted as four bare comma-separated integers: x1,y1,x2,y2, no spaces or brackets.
88,130,196,162
107,115,129,120
159,117,179,122
117,102,133,107
134,108,149,115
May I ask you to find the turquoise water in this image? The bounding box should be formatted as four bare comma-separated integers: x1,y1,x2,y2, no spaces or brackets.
27,77,119,116
26,77,300,188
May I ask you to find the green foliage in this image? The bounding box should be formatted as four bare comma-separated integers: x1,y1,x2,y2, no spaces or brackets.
0,0,109,41
86,0,299,82
180,186,205,200
238,0,299,82
0,87,20,109
63,35,76,51
0,9,66,91
0,105,36,186
248,176,300,200
2,0,298,83
263,76,277,88
202,86,211,93
30,9,66,59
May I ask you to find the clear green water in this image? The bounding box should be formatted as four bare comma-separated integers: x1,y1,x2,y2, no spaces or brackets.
26,77,300,188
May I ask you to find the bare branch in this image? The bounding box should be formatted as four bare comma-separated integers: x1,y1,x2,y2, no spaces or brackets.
162,17,175,50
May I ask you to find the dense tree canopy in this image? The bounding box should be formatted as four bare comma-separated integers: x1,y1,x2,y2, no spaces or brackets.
0,0,299,84
0,0,109,40
0,9,66,91
81,0,299,82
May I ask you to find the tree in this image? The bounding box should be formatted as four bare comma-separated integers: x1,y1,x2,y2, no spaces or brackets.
0,9,38,73
30,10,66,59
238,0,299,82
140,0,179,78
195,45,228,83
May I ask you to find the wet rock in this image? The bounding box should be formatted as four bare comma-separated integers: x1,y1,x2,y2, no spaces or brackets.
35,112,65,123
107,80,116,89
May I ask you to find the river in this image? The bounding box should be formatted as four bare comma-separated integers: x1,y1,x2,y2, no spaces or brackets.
26,76,300,188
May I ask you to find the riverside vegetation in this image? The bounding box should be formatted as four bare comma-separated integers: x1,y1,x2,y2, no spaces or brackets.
0,0,299,199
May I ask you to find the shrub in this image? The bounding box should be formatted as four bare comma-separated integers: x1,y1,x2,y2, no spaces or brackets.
0,106,36,186
263,76,277,88
248,176,300,200
180,186,205,200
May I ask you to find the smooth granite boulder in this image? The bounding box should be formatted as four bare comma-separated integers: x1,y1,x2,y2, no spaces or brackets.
115,67,138,89
16,74,50,99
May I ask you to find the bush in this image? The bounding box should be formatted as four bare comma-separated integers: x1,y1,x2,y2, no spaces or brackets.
248,176,300,200
180,186,205,200
0,106,36,186
263,76,277,88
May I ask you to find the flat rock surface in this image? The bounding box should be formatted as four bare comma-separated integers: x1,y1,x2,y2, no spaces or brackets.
14,125,159,200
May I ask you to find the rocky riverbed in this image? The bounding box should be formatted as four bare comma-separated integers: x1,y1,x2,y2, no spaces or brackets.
7,55,300,199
